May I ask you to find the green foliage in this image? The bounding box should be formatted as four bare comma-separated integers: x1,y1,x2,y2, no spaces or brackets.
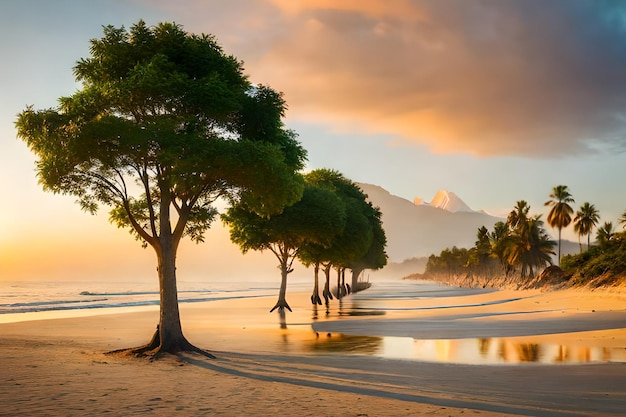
425,201,555,280
298,169,387,272
596,222,615,247
425,246,471,276
222,182,346,255
16,21,306,249
562,232,626,285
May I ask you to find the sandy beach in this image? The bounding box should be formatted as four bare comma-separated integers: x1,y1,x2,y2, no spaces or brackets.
2,281,626,416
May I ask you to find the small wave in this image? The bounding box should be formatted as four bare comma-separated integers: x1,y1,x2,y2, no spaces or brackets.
0,292,272,315
78,289,214,296
79,290,159,296
0,298,109,308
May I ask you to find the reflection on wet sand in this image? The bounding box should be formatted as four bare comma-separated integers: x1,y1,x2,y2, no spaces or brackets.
263,281,626,366
302,302,625,365
308,333,383,354
393,336,626,364
297,320,626,365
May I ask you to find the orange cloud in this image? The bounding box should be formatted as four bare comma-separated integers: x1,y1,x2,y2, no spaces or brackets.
268,0,428,21
153,1,626,157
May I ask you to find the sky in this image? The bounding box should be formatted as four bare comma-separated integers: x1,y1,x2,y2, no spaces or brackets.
2,0,626,283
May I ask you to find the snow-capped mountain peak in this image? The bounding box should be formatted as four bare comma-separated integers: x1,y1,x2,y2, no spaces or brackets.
416,189,474,213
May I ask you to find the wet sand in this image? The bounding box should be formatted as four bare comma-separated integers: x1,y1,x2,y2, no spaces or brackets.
1,281,626,416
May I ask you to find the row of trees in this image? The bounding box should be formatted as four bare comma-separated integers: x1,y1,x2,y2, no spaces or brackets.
426,200,556,280
543,185,626,259
426,184,626,283
15,21,386,358
223,168,387,312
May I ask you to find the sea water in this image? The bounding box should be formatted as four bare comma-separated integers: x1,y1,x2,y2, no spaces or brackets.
0,277,303,323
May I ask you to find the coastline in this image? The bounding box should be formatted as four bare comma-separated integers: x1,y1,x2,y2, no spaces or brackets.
2,282,626,416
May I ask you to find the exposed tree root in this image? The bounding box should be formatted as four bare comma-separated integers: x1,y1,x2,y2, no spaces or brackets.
322,288,333,303
310,293,322,305
270,300,292,313
106,325,215,360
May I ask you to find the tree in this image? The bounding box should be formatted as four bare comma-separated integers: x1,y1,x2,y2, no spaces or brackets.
489,221,513,275
545,185,575,264
15,21,306,357
506,202,555,278
619,209,626,229
467,226,493,275
573,202,600,252
297,169,348,305
507,200,531,233
348,204,387,293
596,222,615,246
222,183,346,312
507,214,555,279
298,170,382,302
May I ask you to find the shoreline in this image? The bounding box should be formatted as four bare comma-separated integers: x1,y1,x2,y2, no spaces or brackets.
2,283,626,416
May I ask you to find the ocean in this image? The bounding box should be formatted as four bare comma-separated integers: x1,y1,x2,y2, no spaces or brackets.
0,276,481,324
0,278,294,324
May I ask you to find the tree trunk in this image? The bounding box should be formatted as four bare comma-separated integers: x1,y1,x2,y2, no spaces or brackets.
311,262,322,305
351,267,363,293
108,192,213,359
156,235,185,352
271,253,292,312
557,227,562,265
322,264,333,304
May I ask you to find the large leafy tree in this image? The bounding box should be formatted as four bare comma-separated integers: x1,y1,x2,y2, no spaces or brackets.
15,21,306,357
573,202,600,252
222,182,346,312
545,185,575,264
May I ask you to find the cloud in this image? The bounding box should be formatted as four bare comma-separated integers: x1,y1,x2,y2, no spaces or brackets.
158,0,626,157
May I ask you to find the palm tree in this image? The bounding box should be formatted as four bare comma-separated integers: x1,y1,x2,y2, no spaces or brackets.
545,185,574,264
489,221,513,275
507,200,530,231
596,222,615,246
506,214,555,279
619,209,626,230
573,202,600,252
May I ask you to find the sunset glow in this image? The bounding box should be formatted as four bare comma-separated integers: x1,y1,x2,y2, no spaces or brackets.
2,1,626,282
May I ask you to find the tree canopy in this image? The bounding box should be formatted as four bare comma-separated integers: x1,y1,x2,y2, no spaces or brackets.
15,21,306,357
222,178,347,312
299,169,387,301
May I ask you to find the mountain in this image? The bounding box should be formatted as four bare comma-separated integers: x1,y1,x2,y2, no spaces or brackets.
415,189,474,213
358,183,503,262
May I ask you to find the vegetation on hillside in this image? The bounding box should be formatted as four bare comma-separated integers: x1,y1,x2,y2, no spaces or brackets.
410,187,626,290
561,230,626,287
